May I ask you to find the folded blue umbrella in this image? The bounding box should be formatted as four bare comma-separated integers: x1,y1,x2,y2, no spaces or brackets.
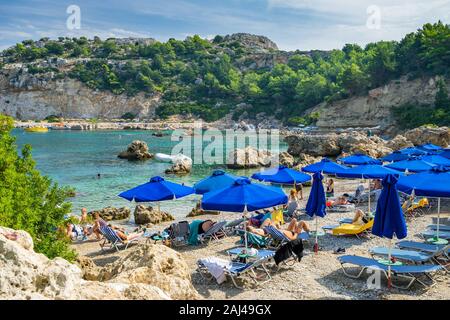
118,176,195,202
420,155,450,167
201,177,288,213
193,170,239,194
335,164,403,179
385,157,437,173
301,158,348,174
305,172,327,218
372,174,407,240
399,147,427,156
251,165,311,184
418,143,443,152
381,151,410,163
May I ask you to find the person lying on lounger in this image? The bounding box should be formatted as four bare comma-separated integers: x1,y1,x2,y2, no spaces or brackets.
351,209,374,225
247,218,310,241
327,195,350,207
246,211,272,228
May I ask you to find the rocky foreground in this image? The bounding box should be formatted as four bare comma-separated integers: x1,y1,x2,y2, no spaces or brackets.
0,225,199,300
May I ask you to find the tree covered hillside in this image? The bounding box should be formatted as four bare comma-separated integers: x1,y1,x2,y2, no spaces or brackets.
1,22,449,127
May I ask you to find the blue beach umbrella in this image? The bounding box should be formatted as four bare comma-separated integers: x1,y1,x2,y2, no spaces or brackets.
440,149,450,160
301,158,348,174
381,151,410,163
193,170,239,195
201,177,288,213
335,164,403,212
372,174,407,288
399,147,427,157
201,177,288,249
251,165,311,185
421,154,450,167
339,153,382,165
305,172,327,253
418,143,443,153
385,157,437,173
118,176,195,211
397,166,450,244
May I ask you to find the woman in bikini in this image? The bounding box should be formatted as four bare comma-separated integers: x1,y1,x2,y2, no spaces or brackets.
247,218,310,241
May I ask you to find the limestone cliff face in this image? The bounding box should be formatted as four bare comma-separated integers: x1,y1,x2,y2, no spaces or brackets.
312,76,448,134
0,64,161,120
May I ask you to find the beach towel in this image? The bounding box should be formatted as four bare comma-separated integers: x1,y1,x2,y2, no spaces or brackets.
199,256,231,284
188,220,204,245
271,208,284,225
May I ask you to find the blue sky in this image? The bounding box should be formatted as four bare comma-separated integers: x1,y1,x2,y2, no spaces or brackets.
0,0,449,51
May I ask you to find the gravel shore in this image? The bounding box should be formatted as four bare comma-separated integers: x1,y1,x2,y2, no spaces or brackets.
72,179,449,300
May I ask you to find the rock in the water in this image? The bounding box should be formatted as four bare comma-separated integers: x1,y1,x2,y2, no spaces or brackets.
277,151,295,167
404,126,450,147
98,243,200,300
293,153,322,169
134,205,174,225
118,140,153,160
227,146,272,169
0,227,175,300
165,155,192,174
89,207,130,221
187,203,220,217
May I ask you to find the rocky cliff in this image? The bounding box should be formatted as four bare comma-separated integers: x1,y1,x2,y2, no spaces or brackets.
0,62,161,120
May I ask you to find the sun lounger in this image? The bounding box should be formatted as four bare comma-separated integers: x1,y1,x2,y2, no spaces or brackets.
227,247,275,261
99,225,141,252
331,220,374,238
197,251,274,288
263,225,309,248
427,224,450,232
338,255,444,289
327,204,355,213
199,220,227,244
421,230,450,239
397,240,449,256
237,230,269,248
224,218,245,235
338,218,354,224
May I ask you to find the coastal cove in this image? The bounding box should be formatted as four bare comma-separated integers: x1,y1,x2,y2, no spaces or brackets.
13,128,288,218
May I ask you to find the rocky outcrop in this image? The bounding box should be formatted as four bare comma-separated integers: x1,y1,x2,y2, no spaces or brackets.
293,153,322,169
118,140,153,160
89,207,130,221
165,155,192,174
0,65,161,120
133,205,174,225
222,33,278,52
227,146,272,169
187,203,220,217
98,244,200,300
276,151,295,167
385,134,414,150
404,126,450,147
0,228,189,300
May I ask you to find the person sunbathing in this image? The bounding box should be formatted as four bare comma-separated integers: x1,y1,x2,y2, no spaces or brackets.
351,209,373,225
198,220,216,235
246,211,272,228
328,196,350,207
247,218,310,241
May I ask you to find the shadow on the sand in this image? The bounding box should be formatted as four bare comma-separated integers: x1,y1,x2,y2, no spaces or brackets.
317,267,431,299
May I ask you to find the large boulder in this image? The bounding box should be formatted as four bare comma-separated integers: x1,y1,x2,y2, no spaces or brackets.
285,134,341,157
134,205,174,225
118,140,153,160
98,244,200,300
277,151,295,167
404,126,450,147
165,155,192,174
0,228,174,300
386,134,414,151
293,153,322,170
227,146,272,169
89,207,130,221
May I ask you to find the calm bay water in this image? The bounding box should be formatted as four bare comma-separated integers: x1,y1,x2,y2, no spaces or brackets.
13,129,287,218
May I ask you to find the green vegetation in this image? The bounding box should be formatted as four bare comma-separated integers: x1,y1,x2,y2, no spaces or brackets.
2,22,449,125
0,115,76,260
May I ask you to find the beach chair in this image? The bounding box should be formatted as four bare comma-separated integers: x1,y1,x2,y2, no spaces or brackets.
99,225,141,252
370,245,449,271
420,230,450,240
338,255,444,289
196,252,274,288
427,224,450,232
283,201,300,219
238,230,269,248
404,198,430,219
397,241,450,259
327,203,355,213
331,220,374,239
199,220,228,244
263,225,309,249
169,220,190,247
224,218,245,236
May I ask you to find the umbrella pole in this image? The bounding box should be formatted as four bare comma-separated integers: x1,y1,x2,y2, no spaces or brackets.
244,207,248,251
314,216,318,254
368,179,371,214
388,238,392,289
436,197,441,240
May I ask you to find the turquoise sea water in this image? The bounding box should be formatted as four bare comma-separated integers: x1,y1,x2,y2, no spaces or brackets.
13,129,287,218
